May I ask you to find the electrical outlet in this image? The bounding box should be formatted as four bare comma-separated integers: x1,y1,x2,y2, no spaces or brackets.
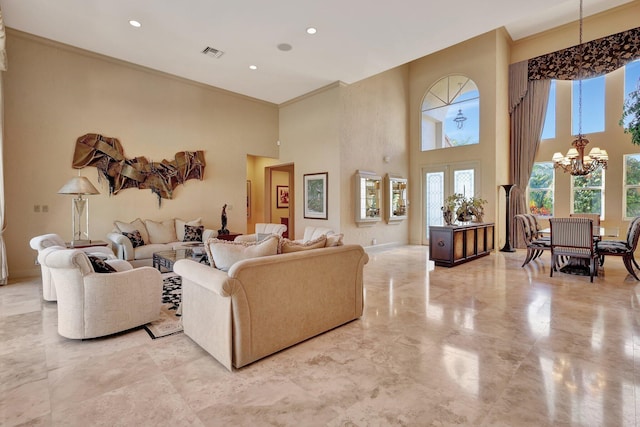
42,205,49,213
33,204,40,213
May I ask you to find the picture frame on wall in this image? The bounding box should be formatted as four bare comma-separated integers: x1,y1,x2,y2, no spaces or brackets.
246,180,251,218
303,172,328,219
277,185,289,208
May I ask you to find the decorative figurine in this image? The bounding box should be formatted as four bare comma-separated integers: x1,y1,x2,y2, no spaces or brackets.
218,204,230,235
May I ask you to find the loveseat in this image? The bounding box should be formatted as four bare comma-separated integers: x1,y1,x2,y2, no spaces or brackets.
174,243,368,370
106,217,217,267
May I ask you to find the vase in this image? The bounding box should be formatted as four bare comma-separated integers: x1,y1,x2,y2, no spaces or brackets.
443,209,454,225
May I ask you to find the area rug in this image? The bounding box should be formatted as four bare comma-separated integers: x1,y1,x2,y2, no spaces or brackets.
144,273,183,339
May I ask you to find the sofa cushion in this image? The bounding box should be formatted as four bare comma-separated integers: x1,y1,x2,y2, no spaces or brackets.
122,230,145,248
87,255,117,273
325,233,344,247
145,219,177,244
205,235,279,271
176,218,202,241
115,218,149,244
280,235,327,253
183,224,204,242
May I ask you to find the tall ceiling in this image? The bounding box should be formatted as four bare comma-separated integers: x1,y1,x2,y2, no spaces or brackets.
0,0,634,104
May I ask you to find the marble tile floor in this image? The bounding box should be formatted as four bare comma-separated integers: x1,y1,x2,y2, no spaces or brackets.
2,245,640,426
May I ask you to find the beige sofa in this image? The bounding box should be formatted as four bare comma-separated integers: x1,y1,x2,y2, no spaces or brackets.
106,217,217,267
174,244,368,370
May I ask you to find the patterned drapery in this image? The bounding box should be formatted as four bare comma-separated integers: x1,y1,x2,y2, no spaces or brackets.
528,26,640,81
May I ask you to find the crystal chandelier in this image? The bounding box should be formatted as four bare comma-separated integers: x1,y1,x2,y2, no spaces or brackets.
551,0,608,176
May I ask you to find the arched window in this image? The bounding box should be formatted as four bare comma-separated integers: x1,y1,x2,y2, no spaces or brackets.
421,75,479,151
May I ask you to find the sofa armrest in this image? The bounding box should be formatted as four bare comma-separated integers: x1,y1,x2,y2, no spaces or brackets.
202,229,218,241
106,232,134,261
174,259,233,297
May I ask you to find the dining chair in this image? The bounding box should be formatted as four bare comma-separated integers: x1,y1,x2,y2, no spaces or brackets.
596,216,640,280
514,214,551,267
569,213,601,226
549,217,598,282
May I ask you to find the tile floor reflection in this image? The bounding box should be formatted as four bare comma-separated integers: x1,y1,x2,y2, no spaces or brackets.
1,245,640,426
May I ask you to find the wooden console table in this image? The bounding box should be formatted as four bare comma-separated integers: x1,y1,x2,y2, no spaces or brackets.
216,232,242,241
429,223,494,267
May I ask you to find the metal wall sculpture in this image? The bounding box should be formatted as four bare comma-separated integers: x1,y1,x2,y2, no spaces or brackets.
72,133,205,204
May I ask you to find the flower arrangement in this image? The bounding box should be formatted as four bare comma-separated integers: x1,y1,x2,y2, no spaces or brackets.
442,193,487,224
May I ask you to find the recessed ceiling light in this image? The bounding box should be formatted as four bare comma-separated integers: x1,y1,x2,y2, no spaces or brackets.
129,20,141,28
249,65,258,70
306,27,317,35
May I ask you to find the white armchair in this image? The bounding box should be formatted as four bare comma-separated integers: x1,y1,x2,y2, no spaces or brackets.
40,248,162,339
234,223,287,243
299,226,335,242
30,233,116,301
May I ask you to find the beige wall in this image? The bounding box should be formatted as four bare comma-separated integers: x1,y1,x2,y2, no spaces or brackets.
270,170,289,223
510,1,640,232
408,30,511,247
5,30,279,278
278,84,342,239
340,66,410,248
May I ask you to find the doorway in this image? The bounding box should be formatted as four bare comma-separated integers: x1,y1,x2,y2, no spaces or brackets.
422,161,479,244
266,163,295,239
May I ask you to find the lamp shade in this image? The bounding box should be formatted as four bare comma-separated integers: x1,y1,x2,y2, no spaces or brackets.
58,176,100,195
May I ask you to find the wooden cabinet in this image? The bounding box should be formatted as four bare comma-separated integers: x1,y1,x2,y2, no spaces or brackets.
429,223,494,267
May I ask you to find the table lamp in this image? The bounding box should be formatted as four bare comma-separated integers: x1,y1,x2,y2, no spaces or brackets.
58,174,100,247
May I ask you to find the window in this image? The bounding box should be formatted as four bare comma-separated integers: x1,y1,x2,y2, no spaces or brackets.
528,162,554,216
421,75,479,151
541,80,556,140
623,59,640,129
624,154,640,219
572,75,605,135
572,168,604,217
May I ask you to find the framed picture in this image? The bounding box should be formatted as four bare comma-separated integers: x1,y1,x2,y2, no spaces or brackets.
246,180,251,218
303,172,328,219
277,185,289,208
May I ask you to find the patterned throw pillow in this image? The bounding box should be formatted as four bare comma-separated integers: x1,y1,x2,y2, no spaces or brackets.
87,255,116,273
122,230,145,248
183,224,204,242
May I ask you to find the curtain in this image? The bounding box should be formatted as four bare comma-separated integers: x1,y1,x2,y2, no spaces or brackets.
509,61,550,247
0,7,7,285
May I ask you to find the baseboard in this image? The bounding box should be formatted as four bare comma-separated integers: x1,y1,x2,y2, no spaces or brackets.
364,241,405,253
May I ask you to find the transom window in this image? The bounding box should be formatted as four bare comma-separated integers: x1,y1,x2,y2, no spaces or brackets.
572,75,605,135
421,75,479,151
541,80,556,140
527,162,554,217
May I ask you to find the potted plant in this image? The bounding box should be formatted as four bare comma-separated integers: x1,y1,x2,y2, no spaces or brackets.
621,78,640,146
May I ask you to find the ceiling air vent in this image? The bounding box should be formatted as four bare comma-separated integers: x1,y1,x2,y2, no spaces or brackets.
202,46,224,58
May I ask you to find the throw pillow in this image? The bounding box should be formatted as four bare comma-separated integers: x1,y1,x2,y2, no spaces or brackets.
183,224,204,242
280,235,327,253
87,255,117,273
175,217,202,241
144,219,177,244
325,233,344,247
205,234,279,271
114,218,149,245
122,230,145,248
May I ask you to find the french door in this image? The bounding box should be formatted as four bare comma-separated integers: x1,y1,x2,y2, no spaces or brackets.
422,162,479,244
